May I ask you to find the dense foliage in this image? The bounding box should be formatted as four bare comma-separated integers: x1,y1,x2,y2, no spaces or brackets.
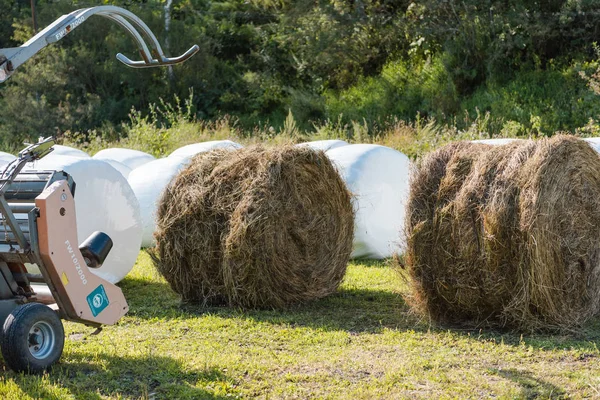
2,0,600,146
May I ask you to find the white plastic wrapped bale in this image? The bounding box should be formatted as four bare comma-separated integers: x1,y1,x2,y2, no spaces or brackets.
169,140,242,162
0,152,16,168
128,157,189,247
327,144,411,259
24,156,142,283
296,139,349,152
583,137,600,153
102,159,132,179
471,138,523,145
47,145,90,159
93,148,156,170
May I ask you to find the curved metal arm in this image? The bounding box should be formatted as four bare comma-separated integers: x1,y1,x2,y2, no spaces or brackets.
0,5,199,83
117,45,200,68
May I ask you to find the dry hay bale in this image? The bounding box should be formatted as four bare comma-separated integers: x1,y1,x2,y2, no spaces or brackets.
403,135,600,331
151,145,354,309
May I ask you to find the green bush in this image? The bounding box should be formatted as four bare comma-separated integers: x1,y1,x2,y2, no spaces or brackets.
3,0,600,147
461,62,600,135
324,57,458,124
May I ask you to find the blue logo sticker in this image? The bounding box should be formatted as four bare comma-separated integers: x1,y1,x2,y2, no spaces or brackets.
86,284,109,317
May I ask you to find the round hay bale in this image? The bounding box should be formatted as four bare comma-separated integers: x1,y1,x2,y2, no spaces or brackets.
168,140,242,162
24,156,142,283
103,158,132,179
470,138,523,146
128,157,189,248
327,144,412,259
151,146,354,309
0,152,16,169
403,136,600,331
47,145,90,159
583,137,600,154
296,140,349,152
93,148,156,170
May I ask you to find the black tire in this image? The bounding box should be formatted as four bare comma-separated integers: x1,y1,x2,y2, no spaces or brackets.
1,303,64,373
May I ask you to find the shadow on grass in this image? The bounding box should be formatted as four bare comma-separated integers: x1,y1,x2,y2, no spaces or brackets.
120,275,414,333
119,275,600,352
470,321,600,355
2,352,234,400
218,286,413,333
489,368,566,399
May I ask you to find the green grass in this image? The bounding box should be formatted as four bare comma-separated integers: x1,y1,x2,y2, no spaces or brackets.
0,253,599,399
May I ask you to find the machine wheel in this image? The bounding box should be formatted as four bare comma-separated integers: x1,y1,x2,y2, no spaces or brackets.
1,303,64,373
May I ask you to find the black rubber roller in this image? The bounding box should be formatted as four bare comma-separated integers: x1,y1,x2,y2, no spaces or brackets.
79,231,113,269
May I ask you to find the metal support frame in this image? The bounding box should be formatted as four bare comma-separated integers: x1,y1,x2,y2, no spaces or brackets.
0,5,199,83
0,138,55,251
0,138,77,322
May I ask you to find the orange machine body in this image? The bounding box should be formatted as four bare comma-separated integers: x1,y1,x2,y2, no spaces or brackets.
35,180,128,325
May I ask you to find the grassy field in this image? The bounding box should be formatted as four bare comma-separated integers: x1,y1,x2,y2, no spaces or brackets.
0,253,598,399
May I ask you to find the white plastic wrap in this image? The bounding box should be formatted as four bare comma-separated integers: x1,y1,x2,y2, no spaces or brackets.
47,145,90,159
93,148,156,170
471,138,522,145
102,159,132,179
583,137,600,153
128,157,189,247
0,152,16,167
169,140,242,161
296,139,349,152
327,144,411,259
24,156,142,283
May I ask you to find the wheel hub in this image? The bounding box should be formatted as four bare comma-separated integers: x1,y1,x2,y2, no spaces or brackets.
28,322,55,359
29,333,41,345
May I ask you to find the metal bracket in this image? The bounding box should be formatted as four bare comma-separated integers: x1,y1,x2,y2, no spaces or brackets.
0,6,199,83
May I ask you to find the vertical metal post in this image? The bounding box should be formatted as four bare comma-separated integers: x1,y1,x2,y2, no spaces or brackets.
164,0,175,82
30,0,38,34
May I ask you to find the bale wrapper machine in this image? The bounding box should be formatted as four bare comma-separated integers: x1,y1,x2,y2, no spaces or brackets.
0,6,198,373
